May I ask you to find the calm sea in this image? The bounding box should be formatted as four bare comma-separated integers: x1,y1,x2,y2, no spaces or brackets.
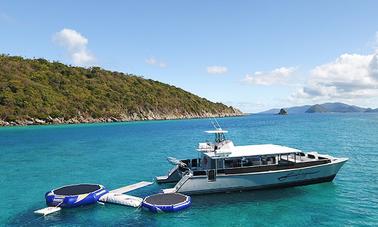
1,114,377,226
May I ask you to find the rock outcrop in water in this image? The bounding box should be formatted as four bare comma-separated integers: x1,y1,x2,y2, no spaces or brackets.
277,108,288,115
0,55,243,126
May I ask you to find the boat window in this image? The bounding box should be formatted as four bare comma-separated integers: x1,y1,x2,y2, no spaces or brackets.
267,156,276,165
191,159,198,167
225,159,242,168
250,156,261,166
210,159,216,169
278,155,292,165
261,156,268,165
288,153,297,161
242,157,253,167
308,154,316,159
225,159,232,168
193,170,206,176
217,159,224,169
224,156,277,168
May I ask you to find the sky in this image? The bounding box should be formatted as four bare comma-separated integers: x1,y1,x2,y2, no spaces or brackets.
1,1,378,113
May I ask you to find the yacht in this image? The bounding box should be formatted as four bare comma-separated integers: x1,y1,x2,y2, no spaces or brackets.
156,127,348,195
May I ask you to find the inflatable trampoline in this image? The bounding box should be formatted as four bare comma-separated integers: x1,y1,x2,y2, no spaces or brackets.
45,184,108,208
141,193,191,213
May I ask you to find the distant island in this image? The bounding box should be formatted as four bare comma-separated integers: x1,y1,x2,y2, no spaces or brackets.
259,102,378,114
305,104,328,113
0,55,243,126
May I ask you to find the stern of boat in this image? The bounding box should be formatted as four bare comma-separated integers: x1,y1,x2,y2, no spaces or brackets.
156,165,183,184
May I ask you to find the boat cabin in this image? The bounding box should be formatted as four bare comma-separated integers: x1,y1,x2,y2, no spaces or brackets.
179,129,331,180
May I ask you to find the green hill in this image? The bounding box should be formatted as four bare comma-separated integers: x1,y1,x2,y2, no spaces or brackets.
0,55,242,126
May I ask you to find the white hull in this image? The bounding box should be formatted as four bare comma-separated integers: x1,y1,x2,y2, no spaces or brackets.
172,158,347,195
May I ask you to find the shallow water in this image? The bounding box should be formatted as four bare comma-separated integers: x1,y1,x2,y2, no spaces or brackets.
0,114,377,226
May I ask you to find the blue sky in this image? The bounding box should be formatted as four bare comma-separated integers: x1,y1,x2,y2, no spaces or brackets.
1,1,378,112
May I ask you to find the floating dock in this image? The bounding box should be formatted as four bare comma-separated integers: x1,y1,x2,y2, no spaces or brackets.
99,193,143,207
99,181,153,207
35,181,153,216
109,181,153,194
34,207,62,216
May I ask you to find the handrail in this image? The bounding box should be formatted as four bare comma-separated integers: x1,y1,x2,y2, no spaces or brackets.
167,165,179,176
175,171,192,191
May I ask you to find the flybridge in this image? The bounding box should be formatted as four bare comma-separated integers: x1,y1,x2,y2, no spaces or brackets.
205,119,228,144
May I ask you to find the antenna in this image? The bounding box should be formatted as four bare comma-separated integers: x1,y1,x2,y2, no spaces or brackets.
211,120,217,130
211,117,222,130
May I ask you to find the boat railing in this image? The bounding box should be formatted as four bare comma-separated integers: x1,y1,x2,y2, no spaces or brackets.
280,152,329,163
167,165,179,176
175,171,192,191
190,158,332,176
197,142,215,152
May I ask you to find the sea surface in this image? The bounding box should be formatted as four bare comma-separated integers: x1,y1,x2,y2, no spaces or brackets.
0,114,377,226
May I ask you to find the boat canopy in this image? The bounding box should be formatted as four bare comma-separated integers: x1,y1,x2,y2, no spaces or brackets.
204,144,301,158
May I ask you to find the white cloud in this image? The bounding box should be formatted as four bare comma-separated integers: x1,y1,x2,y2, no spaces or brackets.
145,57,167,68
243,67,297,85
224,101,266,113
292,53,378,102
53,28,95,66
206,66,228,74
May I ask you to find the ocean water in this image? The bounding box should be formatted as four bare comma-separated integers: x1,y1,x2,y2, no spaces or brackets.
0,114,377,226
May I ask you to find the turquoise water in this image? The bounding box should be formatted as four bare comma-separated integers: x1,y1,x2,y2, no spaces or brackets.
1,114,377,226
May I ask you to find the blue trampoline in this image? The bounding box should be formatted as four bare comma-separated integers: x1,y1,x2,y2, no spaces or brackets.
141,193,191,213
45,184,108,208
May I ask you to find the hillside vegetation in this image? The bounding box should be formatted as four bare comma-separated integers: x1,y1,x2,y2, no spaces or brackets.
0,55,242,125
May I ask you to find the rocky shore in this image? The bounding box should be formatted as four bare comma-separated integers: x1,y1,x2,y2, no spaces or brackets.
0,110,244,127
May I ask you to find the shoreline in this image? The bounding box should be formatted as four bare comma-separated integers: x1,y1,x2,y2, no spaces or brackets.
0,112,246,127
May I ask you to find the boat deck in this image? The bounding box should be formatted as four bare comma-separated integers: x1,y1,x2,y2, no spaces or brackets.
110,181,153,194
